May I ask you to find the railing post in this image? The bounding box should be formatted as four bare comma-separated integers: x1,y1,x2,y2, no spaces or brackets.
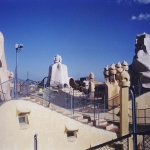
73,89,74,114
130,86,137,150
143,135,145,150
145,109,146,124
138,79,141,96
43,83,46,106
71,89,73,116
49,87,51,106
119,70,130,136
34,134,38,150
11,79,14,99
113,97,114,122
0,80,5,101
26,80,28,96
15,51,18,99
94,98,95,122
98,103,100,128
104,95,105,110
65,93,67,109
85,96,87,108
27,79,29,96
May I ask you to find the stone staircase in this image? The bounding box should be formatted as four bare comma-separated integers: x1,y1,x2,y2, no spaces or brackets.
21,91,119,133
74,103,120,132
7,94,121,135
59,88,119,133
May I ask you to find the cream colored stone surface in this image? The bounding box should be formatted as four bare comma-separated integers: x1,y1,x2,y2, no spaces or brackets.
0,100,117,150
130,32,150,88
88,72,95,99
104,64,120,107
129,91,150,109
104,61,129,107
128,91,150,124
119,70,130,136
101,84,150,131
47,55,70,88
0,32,12,100
120,87,129,136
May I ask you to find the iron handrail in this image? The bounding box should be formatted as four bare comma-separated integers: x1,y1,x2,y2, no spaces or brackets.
87,133,131,150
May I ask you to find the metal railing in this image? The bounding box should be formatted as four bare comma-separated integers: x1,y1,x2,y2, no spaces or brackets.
0,78,122,129
0,78,39,102
87,133,130,150
1,78,150,129
133,83,150,97
129,108,150,125
87,131,150,150
0,78,14,101
137,130,150,150
41,86,121,128
1,78,150,149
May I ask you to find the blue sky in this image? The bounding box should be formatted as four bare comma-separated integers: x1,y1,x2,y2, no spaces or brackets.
0,0,150,81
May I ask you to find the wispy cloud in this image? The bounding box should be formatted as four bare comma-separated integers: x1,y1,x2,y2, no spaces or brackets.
116,0,123,4
117,0,150,4
131,13,150,20
136,0,150,4
116,0,133,4
131,16,137,20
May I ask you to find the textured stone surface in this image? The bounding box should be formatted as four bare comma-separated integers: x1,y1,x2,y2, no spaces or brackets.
119,70,130,136
104,63,120,106
104,61,129,108
89,72,95,99
130,32,150,88
47,55,70,88
0,32,12,100
128,91,150,124
0,100,117,150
